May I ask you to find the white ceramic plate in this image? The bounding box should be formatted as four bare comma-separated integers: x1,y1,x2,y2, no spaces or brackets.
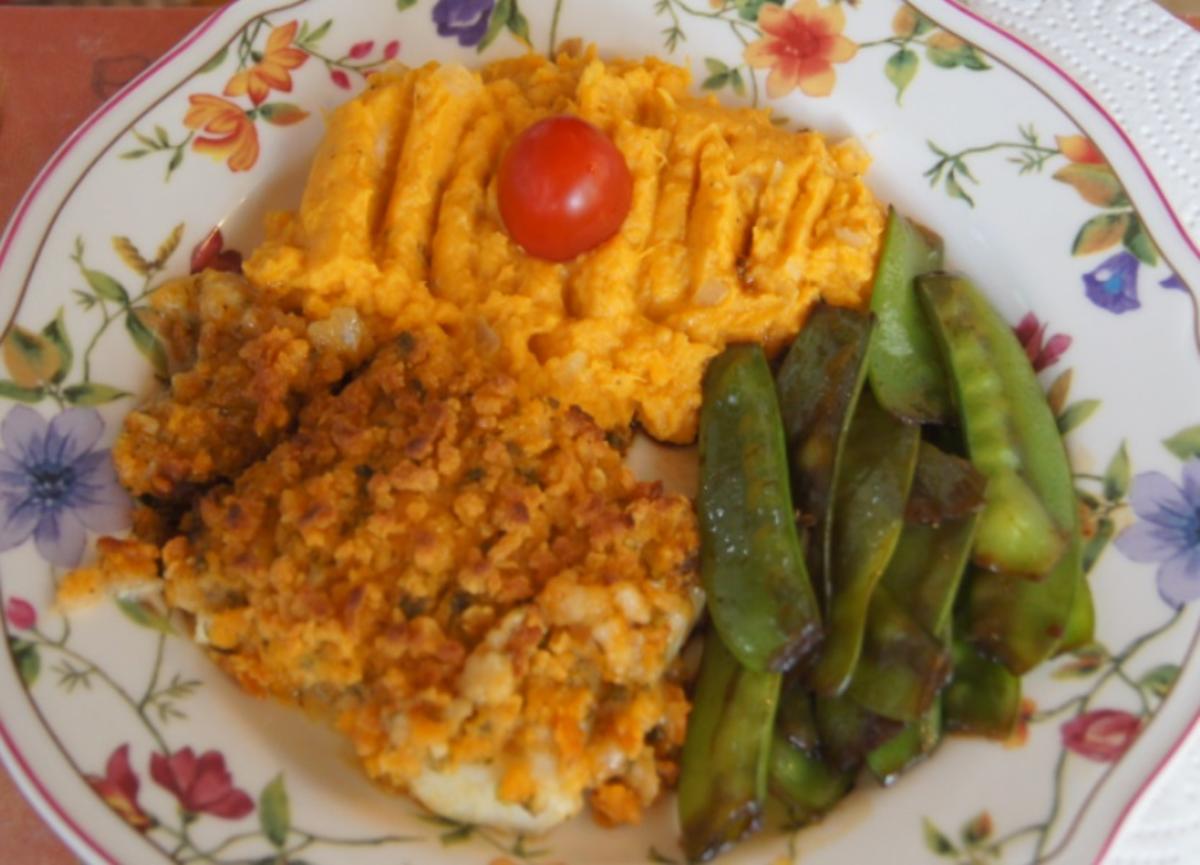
0,2,1198,864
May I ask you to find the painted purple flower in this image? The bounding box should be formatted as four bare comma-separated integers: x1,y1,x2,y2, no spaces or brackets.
0,406,130,568
432,0,495,47
1115,459,1200,608
1083,251,1140,313
1161,273,1186,292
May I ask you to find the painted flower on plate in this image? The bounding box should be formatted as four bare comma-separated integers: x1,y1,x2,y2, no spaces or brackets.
1061,709,1141,762
0,407,130,568
184,95,260,173
1014,312,1071,372
432,0,495,47
224,20,308,106
1056,134,1105,165
1116,459,1200,608
1083,250,1140,314
5,597,35,630
744,0,857,98
86,745,154,831
150,747,254,819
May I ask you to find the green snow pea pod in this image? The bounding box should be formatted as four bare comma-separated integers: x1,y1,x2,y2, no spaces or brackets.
809,390,920,696
678,632,782,862
867,207,950,423
866,698,942,786
881,516,979,639
699,345,824,673
776,675,820,753
1056,577,1096,656
775,306,875,607
815,693,902,773
942,638,1022,739
845,585,952,722
916,273,1076,579
768,730,855,827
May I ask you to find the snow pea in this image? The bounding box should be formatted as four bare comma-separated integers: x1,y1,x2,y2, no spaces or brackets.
916,273,1075,579
882,512,979,640
768,730,855,827
942,638,1022,739
776,675,820,753
699,345,824,673
867,208,951,423
810,390,920,696
775,306,874,608
1057,578,1095,656
815,693,902,773
679,632,782,862
845,585,951,722
905,441,986,527
866,699,942,786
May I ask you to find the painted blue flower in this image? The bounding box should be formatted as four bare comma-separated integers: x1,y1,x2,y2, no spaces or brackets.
0,406,130,567
432,0,495,47
1083,251,1140,314
1115,459,1200,608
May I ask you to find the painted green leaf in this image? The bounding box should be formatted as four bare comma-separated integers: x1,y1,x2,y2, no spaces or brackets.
259,774,291,848
125,310,168,377
1053,163,1129,208
1123,217,1158,266
1082,516,1114,574
1140,664,1179,699
1071,212,1131,256
83,268,129,304
702,71,730,91
120,149,149,160
960,46,990,71
63,383,131,407
1103,441,1130,501
944,171,974,207
197,44,229,75
477,0,511,51
912,12,936,37
925,44,961,69
922,818,958,857
507,6,531,44
1046,368,1073,417
115,597,175,634
1163,425,1200,460
1052,641,1106,679
0,381,45,403
960,811,994,845
303,19,333,45
885,48,919,103
166,148,185,178
40,307,73,381
3,326,62,387
729,68,746,96
1057,399,1101,434
734,0,782,21
704,57,729,77
396,0,418,9
9,639,40,687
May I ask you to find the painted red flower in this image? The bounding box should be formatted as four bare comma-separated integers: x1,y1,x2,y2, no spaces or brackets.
1055,134,1105,166
149,747,254,819
1062,709,1142,762
190,228,243,275
1014,312,1072,371
86,745,154,831
744,0,857,98
224,21,309,106
5,597,35,630
383,40,401,60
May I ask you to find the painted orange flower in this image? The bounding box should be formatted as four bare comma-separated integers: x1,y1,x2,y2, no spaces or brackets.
744,0,857,98
184,94,260,173
224,20,308,106
1056,134,1105,165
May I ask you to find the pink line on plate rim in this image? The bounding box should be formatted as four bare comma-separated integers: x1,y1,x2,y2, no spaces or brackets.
0,1,1194,864
942,0,1200,267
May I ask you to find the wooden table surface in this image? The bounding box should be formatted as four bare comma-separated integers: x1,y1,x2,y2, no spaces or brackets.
0,2,1197,864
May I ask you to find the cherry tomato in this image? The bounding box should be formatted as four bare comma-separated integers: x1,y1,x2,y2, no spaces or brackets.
497,115,633,262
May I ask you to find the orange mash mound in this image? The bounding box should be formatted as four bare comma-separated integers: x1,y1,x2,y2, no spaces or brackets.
157,329,701,830
246,48,883,443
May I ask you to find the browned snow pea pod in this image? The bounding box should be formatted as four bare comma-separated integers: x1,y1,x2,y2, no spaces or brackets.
943,637,1022,739
768,729,855,826
809,390,920,696
699,345,823,673
776,674,820,753
815,693,903,773
867,207,951,423
881,515,980,640
904,441,987,527
775,306,875,607
845,585,952,722
866,698,942,785
916,273,1076,579
678,632,781,862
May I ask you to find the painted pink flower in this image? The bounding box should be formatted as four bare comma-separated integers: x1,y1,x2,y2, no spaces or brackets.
5,597,35,630
149,747,254,819
1014,312,1072,372
383,40,401,60
349,40,375,59
744,0,857,98
1062,709,1142,762
330,69,352,90
86,745,153,832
